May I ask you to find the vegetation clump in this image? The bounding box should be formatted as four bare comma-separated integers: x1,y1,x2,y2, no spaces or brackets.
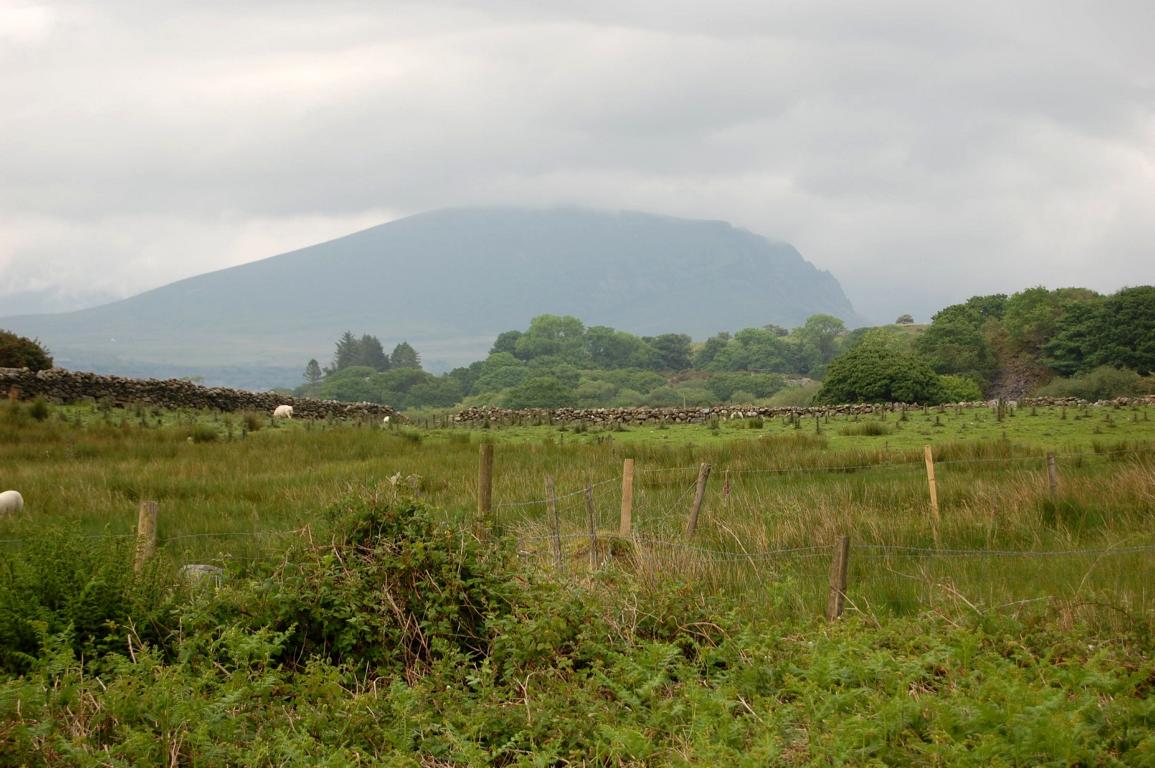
0,329,53,371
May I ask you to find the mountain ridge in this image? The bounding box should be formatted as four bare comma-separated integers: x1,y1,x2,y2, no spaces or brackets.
0,206,862,387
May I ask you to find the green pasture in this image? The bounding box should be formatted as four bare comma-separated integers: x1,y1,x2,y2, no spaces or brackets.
2,398,1153,629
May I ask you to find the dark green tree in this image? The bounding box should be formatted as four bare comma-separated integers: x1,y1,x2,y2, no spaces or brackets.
303,358,323,384
692,332,731,369
490,330,522,357
0,330,53,371
513,315,589,364
357,335,391,371
644,333,693,371
329,331,360,373
916,297,1005,389
390,342,421,370
1094,286,1155,375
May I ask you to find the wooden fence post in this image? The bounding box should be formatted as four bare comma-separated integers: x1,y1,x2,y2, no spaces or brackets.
723,468,731,519
477,443,494,538
585,485,598,572
924,444,940,546
134,500,158,572
619,458,634,537
684,462,712,538
547,476,562,571
1046,451,1058,499
826,535,850,620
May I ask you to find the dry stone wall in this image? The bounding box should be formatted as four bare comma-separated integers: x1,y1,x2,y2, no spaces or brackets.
450,396,1155,428
0,368,399,421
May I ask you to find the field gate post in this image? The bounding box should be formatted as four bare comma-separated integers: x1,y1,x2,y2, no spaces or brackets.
134,500,159,572
477,443,494,538
1046,451,1058,499
923,444,940,546
619,458,634,537
826,535,850,621
684,462,712,538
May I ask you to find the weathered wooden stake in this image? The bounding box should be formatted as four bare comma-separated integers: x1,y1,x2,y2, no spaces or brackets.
134,500,158,572
723,468,731,519
1046,451,1058,499
684,462,712,538
924,444,940,546
826,535,850,621
477,443,494,537
619,458,634,537
547,476,562,571
585,485,598,572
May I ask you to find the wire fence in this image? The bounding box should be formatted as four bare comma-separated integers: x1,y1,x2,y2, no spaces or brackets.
2,446,1152,618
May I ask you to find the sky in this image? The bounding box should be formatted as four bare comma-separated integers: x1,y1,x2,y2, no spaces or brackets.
1,0,1153,324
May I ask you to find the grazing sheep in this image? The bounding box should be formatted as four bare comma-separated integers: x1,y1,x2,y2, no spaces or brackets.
0,490,24,515
273,404,293,419
383,415,391,425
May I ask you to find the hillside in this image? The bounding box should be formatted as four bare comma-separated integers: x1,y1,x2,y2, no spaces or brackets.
0,207,860,387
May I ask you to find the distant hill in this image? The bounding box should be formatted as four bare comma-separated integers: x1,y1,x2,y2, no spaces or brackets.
0,207,861,387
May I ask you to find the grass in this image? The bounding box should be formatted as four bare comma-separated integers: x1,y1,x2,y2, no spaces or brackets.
1,398,1153,764
1,399,1153,631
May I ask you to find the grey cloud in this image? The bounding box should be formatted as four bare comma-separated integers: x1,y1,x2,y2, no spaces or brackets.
1,0,1153,323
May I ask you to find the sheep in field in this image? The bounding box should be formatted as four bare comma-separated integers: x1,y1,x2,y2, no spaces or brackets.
0,490,24,515
273,405,294,419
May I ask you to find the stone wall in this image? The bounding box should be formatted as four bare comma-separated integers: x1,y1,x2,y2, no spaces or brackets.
450,396,1155,428
0,368,399,421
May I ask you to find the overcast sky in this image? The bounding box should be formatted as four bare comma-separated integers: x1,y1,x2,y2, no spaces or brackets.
2,1,1153,324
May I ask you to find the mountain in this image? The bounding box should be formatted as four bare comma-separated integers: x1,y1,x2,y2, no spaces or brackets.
0,207,861,387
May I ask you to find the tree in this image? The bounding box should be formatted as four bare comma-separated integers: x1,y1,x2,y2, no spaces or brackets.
1093,286,1155,375
792,314,846,375
645,333,693,371
895,314,914,325
357,335,391,371
303,359,323,384
817,330,943,404
692,332,731,369
916,298,1002,389
0,330,53,371
514,315,589,364
490,330,522,357
329,331,360,373
390,342,421,370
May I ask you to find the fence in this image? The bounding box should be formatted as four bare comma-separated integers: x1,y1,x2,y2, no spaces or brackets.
2,444,1152,622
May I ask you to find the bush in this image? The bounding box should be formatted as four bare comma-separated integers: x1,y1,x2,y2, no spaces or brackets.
0,531,173,674
0,330,53,371
938,374,984,403
1036,366,1155,400
839,421,894,436
765,382,821,407
183,496,520,676
817,330,944,405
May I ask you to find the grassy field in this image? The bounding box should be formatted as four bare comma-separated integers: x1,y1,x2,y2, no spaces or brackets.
2,399,1153,626
1,398,1153,764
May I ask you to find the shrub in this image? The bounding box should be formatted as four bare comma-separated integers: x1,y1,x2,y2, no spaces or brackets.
26,397,50,422
838,421,894,436
184,496,520,676
0,330,53,371
1036,366,1155,400
938,374,984,403
0,531,174,674
817,330,944,405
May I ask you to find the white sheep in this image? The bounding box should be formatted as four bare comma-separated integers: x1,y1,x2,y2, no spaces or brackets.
383,415,391,425
273,404,294,419
0,490,24,515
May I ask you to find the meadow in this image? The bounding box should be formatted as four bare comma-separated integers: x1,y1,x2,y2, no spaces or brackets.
1,398,1153,764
